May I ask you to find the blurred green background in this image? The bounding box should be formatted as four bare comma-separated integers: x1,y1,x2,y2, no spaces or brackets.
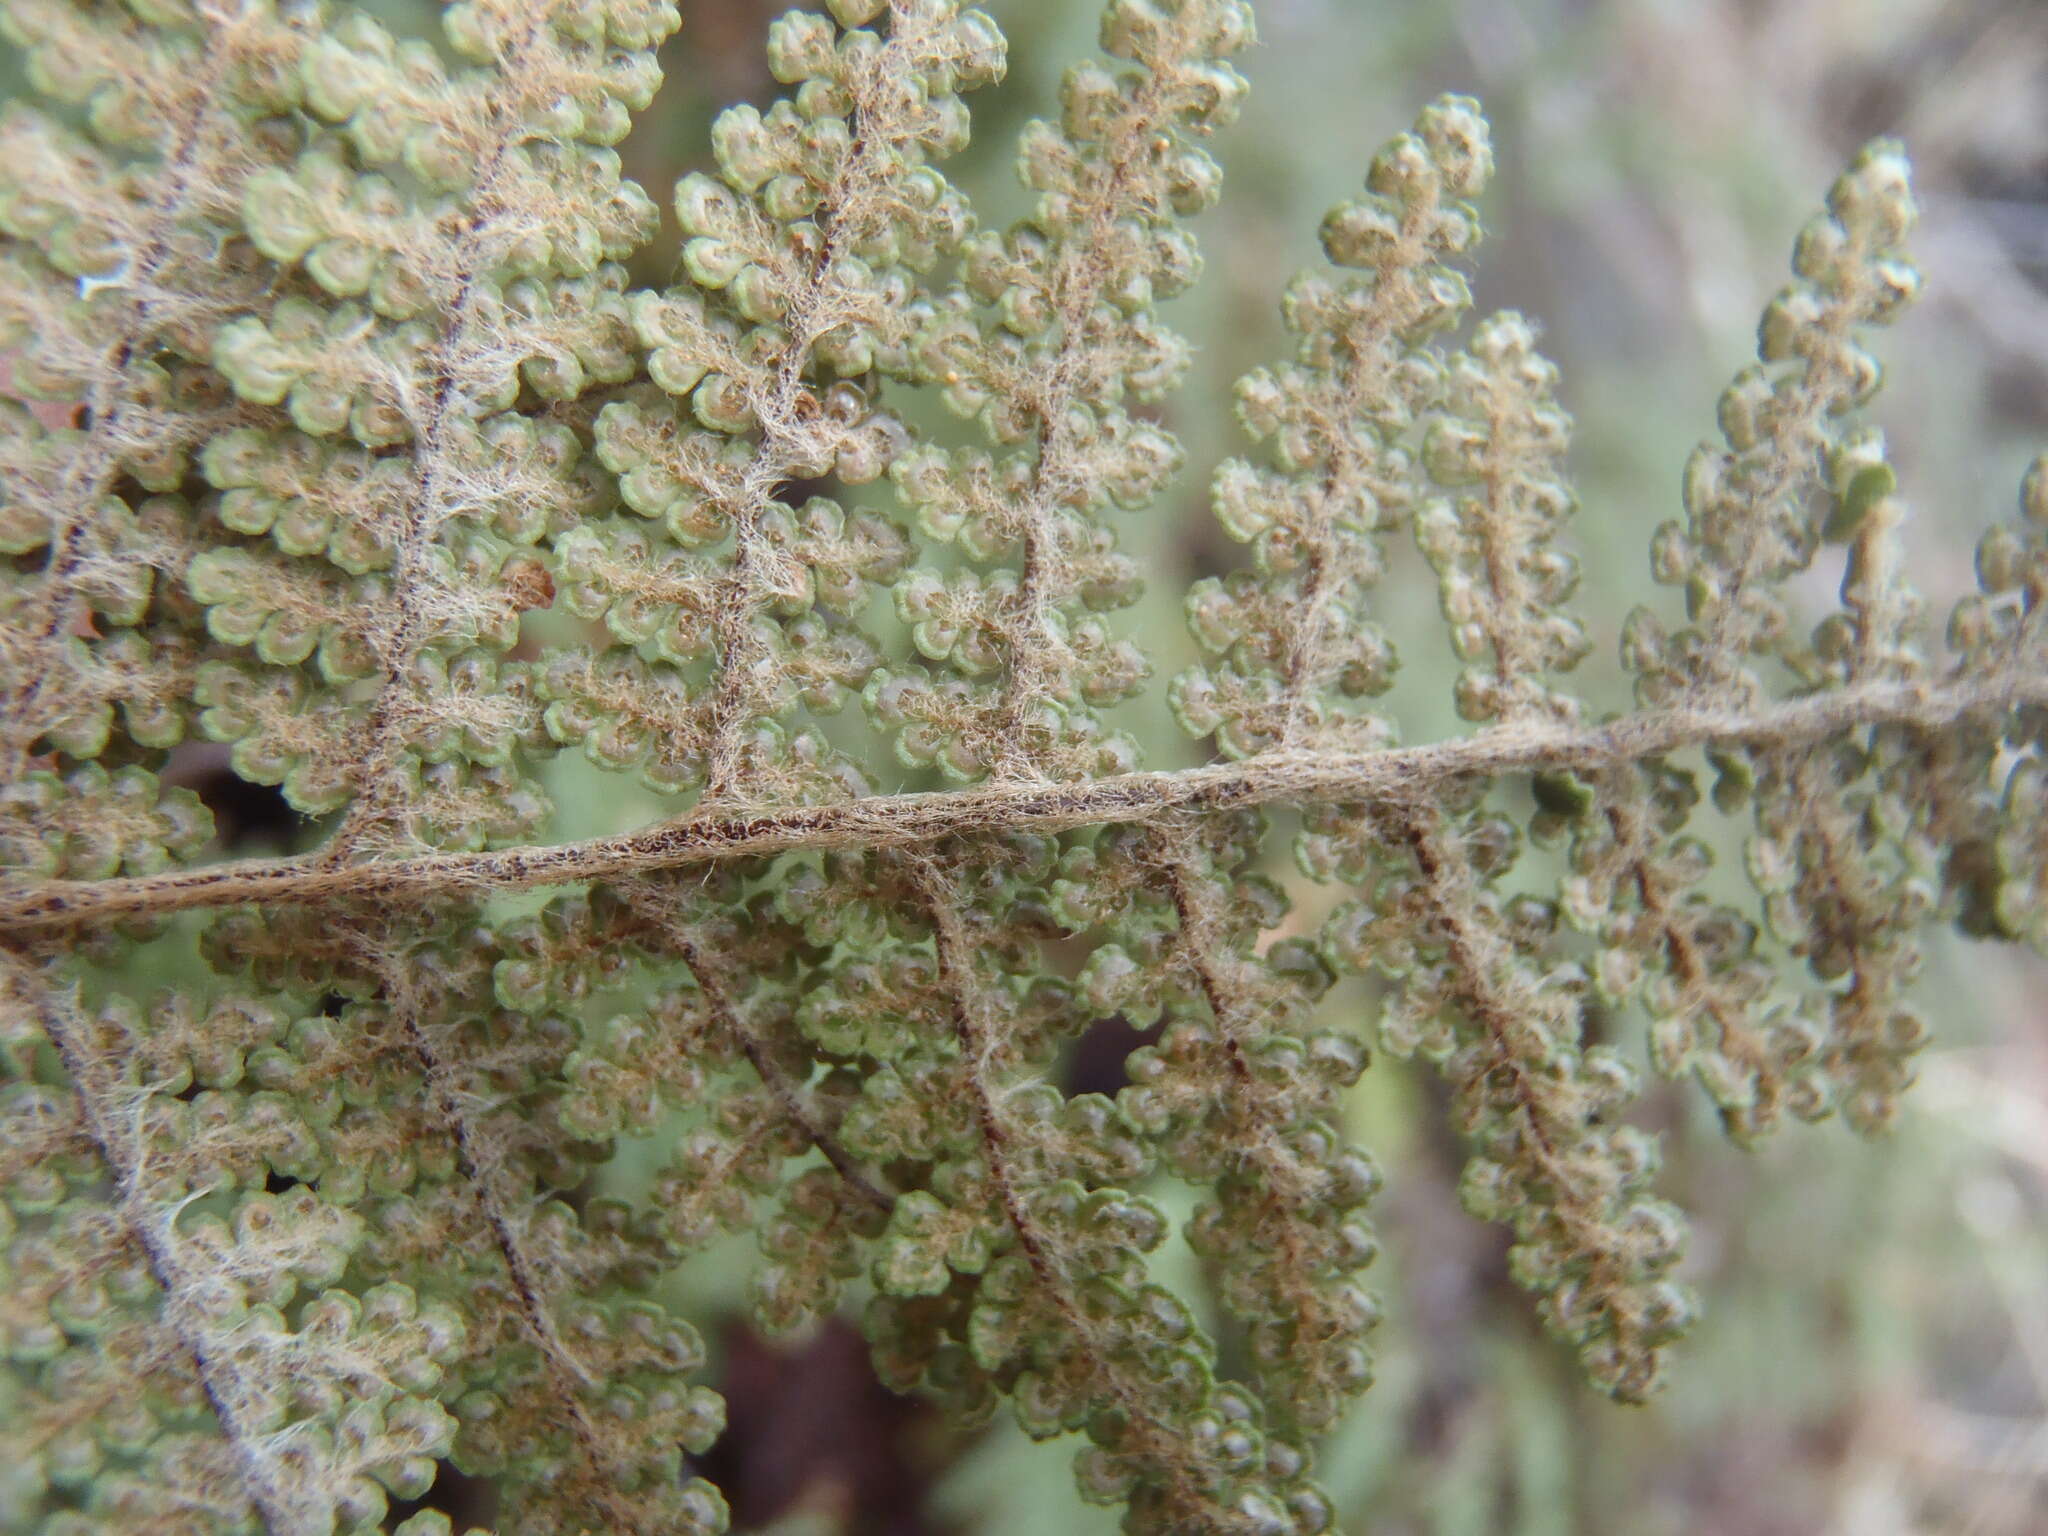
10,2,2048,1531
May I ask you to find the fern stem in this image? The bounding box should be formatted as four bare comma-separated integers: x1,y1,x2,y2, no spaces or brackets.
911,853,1261,1532
2,670,2035,931
388,961,701,1534
323,16,552,856
701,8,958,799
2,8,289,781
0,951,298,1535
1151,830,1369,1438
672,930,896,1212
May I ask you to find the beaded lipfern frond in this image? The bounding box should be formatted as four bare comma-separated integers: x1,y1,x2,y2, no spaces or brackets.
0,3,2043,1535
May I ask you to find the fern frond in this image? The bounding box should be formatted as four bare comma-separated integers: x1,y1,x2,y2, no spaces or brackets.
0,3,2041,1534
